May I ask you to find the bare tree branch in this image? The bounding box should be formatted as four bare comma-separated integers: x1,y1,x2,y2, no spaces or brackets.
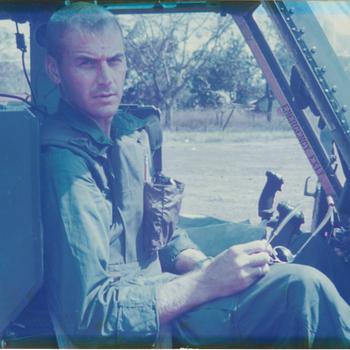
123,13,240,128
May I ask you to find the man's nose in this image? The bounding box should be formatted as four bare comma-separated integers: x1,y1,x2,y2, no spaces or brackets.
97,61,113,86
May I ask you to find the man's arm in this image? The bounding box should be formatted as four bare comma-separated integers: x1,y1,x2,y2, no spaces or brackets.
42,148,161,347
174,248,210,273
159,228,202,273
158,240,271,324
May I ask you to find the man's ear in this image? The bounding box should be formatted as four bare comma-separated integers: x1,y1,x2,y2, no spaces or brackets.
45,55,61,85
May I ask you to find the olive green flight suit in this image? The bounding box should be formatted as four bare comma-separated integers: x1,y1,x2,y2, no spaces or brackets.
40,100,350,348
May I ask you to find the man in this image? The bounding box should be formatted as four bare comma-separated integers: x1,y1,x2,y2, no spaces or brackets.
40,2,350,348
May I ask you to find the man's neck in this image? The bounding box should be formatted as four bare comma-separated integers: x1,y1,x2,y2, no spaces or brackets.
63,99,114,137
86,114,113,137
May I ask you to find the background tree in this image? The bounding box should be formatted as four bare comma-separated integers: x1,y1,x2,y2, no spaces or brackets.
121,14,238,129
182,36,264,109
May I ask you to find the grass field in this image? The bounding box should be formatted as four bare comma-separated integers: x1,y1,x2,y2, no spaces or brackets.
162,109,317,230
169,104,291,132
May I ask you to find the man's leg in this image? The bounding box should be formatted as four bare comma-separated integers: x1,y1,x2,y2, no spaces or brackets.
185,217,350,307
172,263,350,348
291,234,350,305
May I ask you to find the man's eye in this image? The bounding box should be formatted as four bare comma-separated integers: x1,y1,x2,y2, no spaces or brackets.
79,60,95,67
108,57,123,66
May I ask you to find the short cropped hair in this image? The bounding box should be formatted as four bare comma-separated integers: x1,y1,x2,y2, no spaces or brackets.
46,1,122,60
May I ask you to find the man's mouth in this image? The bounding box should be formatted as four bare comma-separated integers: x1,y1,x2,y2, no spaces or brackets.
94,93,117,99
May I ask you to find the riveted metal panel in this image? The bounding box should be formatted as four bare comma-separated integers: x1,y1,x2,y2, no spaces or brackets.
0,107,43,336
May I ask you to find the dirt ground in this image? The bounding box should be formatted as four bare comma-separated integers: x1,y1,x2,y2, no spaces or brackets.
163,132,316,230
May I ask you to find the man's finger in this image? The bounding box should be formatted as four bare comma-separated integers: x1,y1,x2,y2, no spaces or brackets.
246,252,271,267
245,263,270,278
234,240,269,255
264,241,273,255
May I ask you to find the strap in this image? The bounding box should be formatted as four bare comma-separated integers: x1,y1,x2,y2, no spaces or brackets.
113,110,163,174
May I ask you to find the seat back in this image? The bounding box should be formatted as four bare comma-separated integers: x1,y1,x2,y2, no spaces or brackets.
0,106,43,337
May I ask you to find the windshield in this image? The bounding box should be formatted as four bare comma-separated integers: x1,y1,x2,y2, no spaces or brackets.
309,1,350,77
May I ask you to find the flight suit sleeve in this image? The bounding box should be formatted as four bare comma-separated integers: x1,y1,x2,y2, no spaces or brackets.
41,147,160,347
159,228,199,272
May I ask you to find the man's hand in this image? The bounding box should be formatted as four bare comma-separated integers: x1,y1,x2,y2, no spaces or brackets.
158,240,271,324
200,240,271,299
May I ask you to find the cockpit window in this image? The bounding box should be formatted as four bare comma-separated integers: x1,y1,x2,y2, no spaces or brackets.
309,1,350,77
0,20,30,97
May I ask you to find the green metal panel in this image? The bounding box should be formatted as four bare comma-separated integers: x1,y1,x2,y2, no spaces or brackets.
0,1,259,20
0,107,42,336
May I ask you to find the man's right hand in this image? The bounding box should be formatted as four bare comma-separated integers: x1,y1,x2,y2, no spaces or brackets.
158,240,272,324
200,240,272,299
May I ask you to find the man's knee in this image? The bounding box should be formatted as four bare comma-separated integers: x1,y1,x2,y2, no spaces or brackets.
259,263,337,307
278,264,339,310
288,264,336,291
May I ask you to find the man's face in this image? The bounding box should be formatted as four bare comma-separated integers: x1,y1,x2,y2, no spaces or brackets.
50,23,126,123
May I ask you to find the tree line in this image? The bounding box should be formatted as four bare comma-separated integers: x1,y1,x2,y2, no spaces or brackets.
0,14,281,128
120,13,268,129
